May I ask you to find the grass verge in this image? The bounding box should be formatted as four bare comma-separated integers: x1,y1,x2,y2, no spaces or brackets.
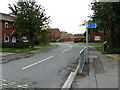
0,44,51,53
88,42,102,46
76,42,102,46
96,46,105,54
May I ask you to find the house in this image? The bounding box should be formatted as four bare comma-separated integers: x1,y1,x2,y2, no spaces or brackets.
49,29,74,42
66,33,74,41
0,12,28,43
74,34,86,42
49,28,61,42
61,31,74,42
88,29,103,42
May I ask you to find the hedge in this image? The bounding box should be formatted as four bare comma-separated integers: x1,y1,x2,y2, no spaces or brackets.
2,43,29,48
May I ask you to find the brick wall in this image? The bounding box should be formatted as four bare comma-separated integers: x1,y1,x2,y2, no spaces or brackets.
88,29,103,42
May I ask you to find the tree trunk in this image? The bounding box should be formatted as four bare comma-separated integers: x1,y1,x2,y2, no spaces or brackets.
29,35,34,48
104,29,107,52
109,21,114,52
30,39,34,48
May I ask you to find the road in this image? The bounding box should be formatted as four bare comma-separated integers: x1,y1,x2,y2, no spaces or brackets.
2,42,84,88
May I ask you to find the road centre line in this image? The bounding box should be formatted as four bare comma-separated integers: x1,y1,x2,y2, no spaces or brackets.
61,46,72,53
22,56,53,70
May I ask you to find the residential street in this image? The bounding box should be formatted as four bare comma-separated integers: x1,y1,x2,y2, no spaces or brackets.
0,0,120,89
1,42,84,88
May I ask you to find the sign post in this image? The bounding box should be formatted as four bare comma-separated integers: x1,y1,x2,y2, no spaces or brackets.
86,23,97,63
88,23,97,28
86,26,88,63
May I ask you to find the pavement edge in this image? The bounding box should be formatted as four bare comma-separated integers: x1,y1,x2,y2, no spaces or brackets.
61,63,80,89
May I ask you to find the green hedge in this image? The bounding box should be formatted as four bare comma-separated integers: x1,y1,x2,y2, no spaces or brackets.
2,43,29,48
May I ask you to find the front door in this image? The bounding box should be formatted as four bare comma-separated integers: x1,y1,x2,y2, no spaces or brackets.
12,36,16,43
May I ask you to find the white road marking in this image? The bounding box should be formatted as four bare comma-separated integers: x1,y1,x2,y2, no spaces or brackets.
22,56,53,70
61,46,72,53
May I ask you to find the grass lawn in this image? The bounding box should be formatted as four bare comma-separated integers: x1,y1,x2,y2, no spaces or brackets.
88,42,102,45
96,46,104,54
76,42,104,53
77,42,102,46
0,44,51,53
95,46,109,54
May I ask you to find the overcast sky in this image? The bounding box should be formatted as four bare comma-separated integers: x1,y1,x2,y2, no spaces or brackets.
0,0,94,34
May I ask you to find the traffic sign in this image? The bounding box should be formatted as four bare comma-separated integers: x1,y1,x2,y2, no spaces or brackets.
87,23,97,28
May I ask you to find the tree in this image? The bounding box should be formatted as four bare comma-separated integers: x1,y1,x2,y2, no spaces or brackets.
9,0,50,48
90,2,120,53
39,29,51,45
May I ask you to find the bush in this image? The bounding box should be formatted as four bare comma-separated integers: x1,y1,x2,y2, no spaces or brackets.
34,38,42,45
2,42,29,48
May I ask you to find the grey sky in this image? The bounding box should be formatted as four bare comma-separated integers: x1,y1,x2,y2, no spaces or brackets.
0,0,94,34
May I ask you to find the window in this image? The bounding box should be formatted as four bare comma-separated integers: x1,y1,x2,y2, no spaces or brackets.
23,36,28,42
5,22,8,28
4,36,9,42
94,36,101,41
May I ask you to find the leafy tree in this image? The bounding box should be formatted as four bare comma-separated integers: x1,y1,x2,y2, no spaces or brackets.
9,0,50,48
40,29,52,45
90,2,120,53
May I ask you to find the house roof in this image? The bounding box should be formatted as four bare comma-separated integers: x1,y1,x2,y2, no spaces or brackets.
61,31,74,38
74,34,85,39
49,28,61,34
0,12,14,22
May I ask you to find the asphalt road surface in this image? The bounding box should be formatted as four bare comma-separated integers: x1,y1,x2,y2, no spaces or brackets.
2,42,84,88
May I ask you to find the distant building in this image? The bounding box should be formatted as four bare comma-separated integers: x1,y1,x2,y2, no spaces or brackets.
49,29,74,42
61,31,74,42
49,28,61,42
74,34,86,42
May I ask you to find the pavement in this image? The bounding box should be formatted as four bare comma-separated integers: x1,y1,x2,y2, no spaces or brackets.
72,46,119,89
1,42,84,88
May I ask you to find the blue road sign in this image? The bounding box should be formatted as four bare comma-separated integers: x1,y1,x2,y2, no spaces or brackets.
87,23,97,28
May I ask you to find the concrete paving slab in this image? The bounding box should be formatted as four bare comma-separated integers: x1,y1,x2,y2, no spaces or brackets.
89,58,97,88
96,73,118,88
72,75,89,88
